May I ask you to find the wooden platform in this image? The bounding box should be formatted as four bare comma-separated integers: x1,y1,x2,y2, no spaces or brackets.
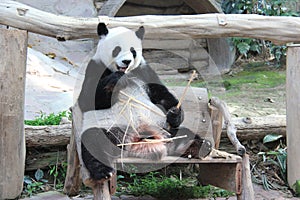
113,151,243,197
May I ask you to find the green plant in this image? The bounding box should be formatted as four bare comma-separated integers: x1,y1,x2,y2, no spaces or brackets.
23,169,49,197
222,0,299,63
293,180,300,197
49,161,68,190
232,37,262,58
25,110,71,126
118,172,234,199
255,134,287,190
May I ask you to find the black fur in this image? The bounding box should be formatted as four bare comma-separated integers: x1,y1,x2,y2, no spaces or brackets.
81,142,115,180
95,70,126,109
97,23,108,37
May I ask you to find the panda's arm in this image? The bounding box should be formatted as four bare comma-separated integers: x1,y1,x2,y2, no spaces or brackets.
95,71,125,110
147,83,184,128
136,65,183,127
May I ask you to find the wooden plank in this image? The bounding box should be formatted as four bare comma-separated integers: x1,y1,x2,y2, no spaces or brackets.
1,1,300,43
184,0,222,13
115,155,242,164
198,163,241,193
169,87,212,139
124,0,184,8
116,0,194,16
0,28,27,199
286,44,300,189
98,0,127,16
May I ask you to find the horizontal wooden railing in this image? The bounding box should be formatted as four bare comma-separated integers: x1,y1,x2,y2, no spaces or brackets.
1,0,300,44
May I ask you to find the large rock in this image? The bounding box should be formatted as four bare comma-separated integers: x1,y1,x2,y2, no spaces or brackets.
25,48,79,119
16,0,97,119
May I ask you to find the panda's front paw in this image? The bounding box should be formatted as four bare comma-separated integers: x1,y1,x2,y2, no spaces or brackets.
166,106,184,128
105,71,126,92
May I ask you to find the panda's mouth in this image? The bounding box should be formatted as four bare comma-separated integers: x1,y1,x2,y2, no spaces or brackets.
116,65,128,72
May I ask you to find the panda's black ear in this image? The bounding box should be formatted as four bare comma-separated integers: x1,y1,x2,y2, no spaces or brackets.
97,23,108,37
135,26,145,40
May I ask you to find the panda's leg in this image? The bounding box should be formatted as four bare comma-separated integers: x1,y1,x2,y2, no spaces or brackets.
81,127,121,181
168,127,212,158
81,142,115,181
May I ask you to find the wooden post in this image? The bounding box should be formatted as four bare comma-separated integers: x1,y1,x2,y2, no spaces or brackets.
240,154,255,200
286,44,300,189
63,124,82,196
0,28,27,199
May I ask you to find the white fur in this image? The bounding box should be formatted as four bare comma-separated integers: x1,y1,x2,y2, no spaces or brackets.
92,27,144,73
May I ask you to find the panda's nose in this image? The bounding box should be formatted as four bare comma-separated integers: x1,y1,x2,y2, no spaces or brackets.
122,60,131,66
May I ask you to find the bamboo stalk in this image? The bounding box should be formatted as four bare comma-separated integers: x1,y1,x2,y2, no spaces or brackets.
176,70,197,109
117,135,187,146
119,91,165,117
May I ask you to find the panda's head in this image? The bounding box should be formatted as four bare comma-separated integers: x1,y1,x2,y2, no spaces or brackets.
93,23,145,73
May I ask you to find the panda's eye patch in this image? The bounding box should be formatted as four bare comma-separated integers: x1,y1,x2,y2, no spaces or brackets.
130,47,137,58
112,46,121,57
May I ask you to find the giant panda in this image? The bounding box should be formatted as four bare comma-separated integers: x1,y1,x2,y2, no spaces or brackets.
78,23,212,183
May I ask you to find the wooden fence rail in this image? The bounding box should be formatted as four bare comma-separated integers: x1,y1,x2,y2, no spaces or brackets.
1,0,300,44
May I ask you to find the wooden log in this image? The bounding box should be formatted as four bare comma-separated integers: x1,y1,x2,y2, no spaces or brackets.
23,115,287,148
224,115,286,141
25,150,67,171
286,44,300,189
1,1,300,43
0,28,27,199
25,124,72,147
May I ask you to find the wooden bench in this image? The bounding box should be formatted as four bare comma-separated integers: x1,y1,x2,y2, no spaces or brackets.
63,87,254,200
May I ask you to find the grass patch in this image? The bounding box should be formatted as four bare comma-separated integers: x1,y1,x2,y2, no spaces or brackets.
117,172,234,199
165,70,285,91
24,111,71,126
222,70,285,90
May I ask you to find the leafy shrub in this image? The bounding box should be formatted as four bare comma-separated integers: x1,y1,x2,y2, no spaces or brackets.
23,169,49,197
222,0,299,64
24,111,71,126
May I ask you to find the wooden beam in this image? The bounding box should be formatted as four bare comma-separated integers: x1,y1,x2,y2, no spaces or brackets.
184,0,222,13
98,0,127,16
1,1,300,44
25,124,71,147
0,28,27,199
286,44,300,189
23,115,286,148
